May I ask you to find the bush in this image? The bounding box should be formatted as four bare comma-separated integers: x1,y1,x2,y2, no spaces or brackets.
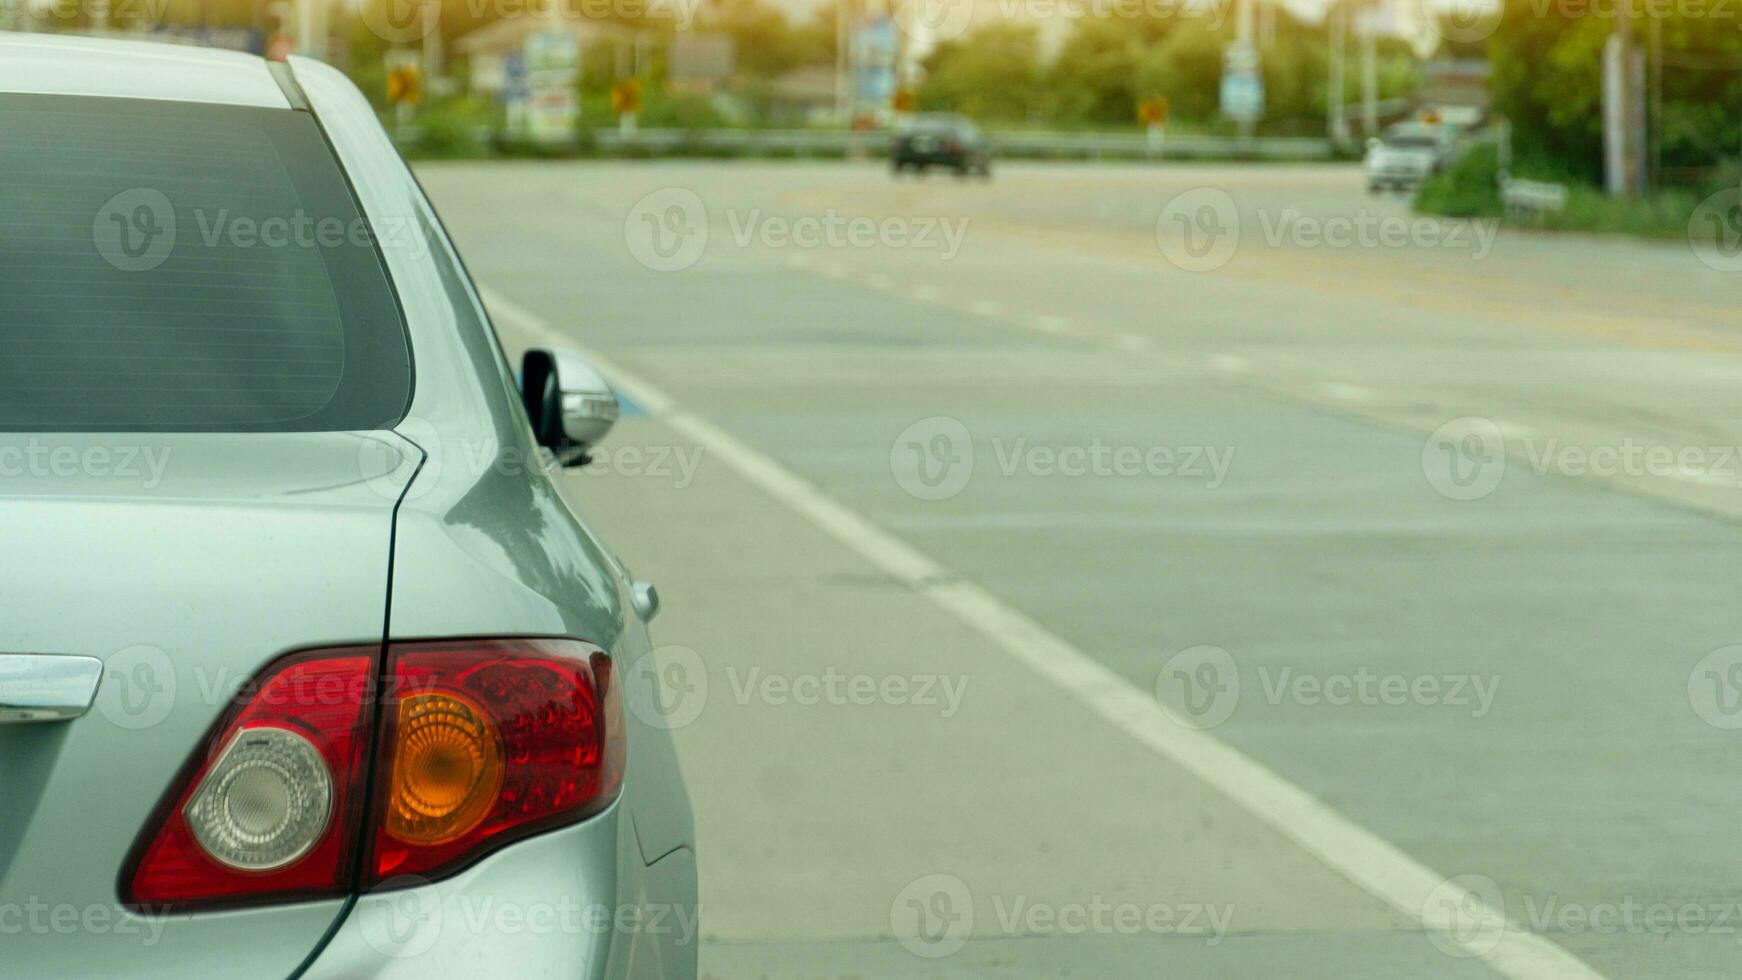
1536,186,1704,239
637,90,728,130
1418,140,1706,239
408,98,493,159
1415,142,1503,218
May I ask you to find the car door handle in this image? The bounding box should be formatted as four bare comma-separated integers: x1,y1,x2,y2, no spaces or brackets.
0,654,105,724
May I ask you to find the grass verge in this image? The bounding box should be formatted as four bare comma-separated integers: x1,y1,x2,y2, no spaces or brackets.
1417,142,1735,242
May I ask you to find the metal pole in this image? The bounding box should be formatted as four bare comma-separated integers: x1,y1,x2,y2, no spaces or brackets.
421,1,441,83
1613,0,1640,196
835,0,850,125
1619,0,1635,194
297,0,314,57
1361,14,1378,139
1236,0,1255,140
1629,12,1647,194
1327,3,1347,145
1649,14,1662,192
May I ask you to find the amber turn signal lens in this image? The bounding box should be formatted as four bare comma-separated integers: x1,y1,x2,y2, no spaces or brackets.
384,691,504,846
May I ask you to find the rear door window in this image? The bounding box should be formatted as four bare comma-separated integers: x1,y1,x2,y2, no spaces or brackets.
0,94,411,431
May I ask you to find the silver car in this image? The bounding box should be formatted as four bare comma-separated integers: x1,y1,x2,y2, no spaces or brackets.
1364,122,1456,193
0,34,696,979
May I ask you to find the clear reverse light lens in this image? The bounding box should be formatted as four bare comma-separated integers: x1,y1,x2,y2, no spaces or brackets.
184,726,333,871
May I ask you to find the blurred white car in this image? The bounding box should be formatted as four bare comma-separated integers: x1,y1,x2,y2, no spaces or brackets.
1365,123,1456,193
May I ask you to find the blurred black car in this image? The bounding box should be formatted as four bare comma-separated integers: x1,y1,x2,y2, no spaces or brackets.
892,114,992,178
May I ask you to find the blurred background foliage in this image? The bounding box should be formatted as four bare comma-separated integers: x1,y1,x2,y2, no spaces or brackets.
1486,0,1742,183
59,0,1735,201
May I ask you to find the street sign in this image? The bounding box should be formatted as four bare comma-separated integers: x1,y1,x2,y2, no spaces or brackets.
855,15,898,110
1220,41,1263,124
528,90,577,144
502,50,530,101
1224,39,1258,74
501,50,530,137
524,30,579,144
385,56,421,107
1138,97,1169,127
611,78,643,116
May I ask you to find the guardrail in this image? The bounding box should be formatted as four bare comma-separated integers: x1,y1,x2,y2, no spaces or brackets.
592,128,1336,161
418,125,1339,162
1501,178,1570,214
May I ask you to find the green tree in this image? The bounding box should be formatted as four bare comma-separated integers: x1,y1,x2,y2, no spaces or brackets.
1258,13,1329,126
702,0,819,79
1136,22,1226,123
918,23,1045,121
1488,0,1742,184
1047,18,1148,125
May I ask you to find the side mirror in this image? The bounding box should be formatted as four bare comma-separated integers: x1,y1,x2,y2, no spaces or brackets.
521,348,620,467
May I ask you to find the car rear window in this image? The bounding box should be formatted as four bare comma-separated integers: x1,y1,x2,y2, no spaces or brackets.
0,94,411,431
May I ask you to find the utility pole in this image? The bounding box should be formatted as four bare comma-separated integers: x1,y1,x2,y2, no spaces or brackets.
1360,9,1378,140
835,0,852,125
1604,0,1645,196
1236,0,1256,140
293,0,331,60
1609,0,1623,195
422,0,442,84
1327,2,1348,145
1649,13,1662,191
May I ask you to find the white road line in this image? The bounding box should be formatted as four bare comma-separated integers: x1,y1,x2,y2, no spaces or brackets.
970,299,1003,317
912,284,942,302
1113,334,1153,353
866,273,894,290
1495,421,1536,442
1032,315,1071,334
1210,354,1249,374
481,286,1606,980
1320,381,1376,402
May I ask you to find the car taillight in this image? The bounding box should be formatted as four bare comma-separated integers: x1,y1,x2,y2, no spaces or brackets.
124,649,376,909
122,638,622,911
367,639,623,885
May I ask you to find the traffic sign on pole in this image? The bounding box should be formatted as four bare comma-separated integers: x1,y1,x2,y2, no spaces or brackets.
611,78,643,116
1220,41,1263,127
1138,97,1170,127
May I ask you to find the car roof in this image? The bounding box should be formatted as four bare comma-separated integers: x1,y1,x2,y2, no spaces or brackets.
0,32,291,109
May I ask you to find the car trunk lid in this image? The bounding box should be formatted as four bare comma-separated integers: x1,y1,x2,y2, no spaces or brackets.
0,431,416,979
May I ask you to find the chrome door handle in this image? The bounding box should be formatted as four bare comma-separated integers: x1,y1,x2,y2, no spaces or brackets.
0,654,104,724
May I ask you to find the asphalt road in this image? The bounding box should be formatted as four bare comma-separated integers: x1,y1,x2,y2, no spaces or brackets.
418,160,1742,979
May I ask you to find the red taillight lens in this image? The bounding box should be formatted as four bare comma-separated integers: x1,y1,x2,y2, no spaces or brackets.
124,649,376,910
122,638,623,911
368,639,623,885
